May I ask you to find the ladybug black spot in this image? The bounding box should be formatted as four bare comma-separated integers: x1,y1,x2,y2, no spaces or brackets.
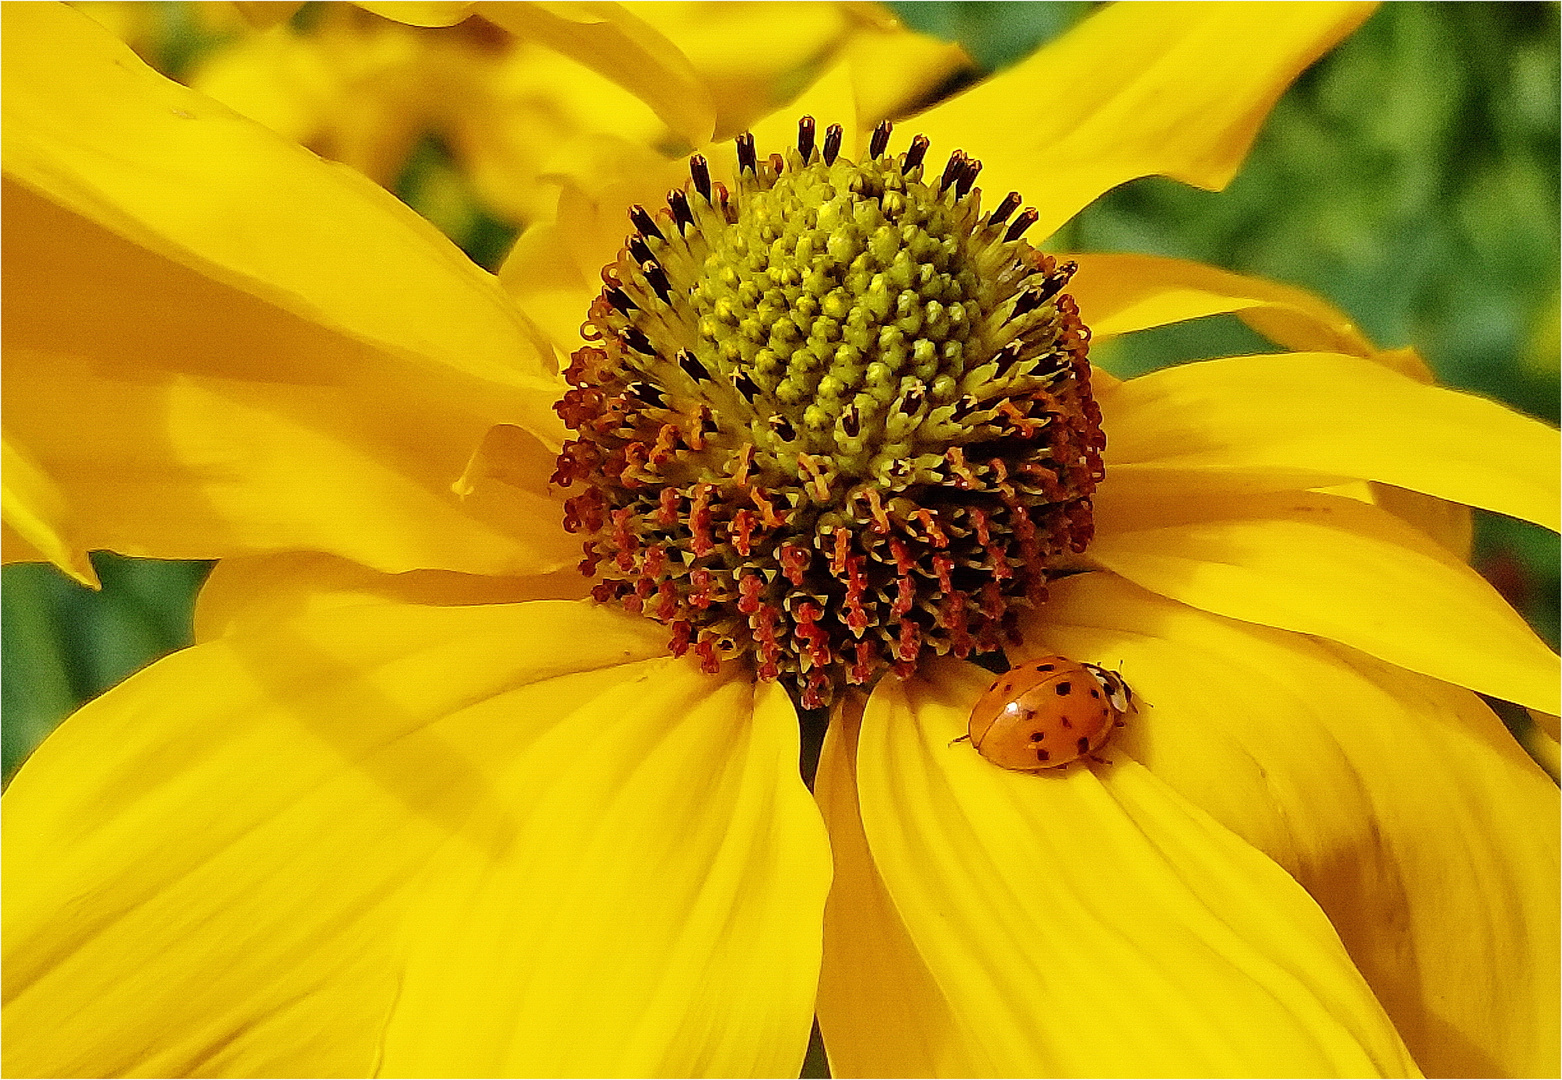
1054,681,1072,695
1036,748,1050,762
1037,663,1054,672
1059,715,1073,729
1089,688,1100,698
1029,731,1045,742
1076,736,1090,754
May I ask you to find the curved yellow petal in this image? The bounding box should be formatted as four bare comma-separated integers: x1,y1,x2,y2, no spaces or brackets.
1101,352,1561,531
0,436,97,587
4,599,830,1078
635,1,857,141
1025,572,1560,1079
356,1,475,27
477,1,716,151
1070,252,1428,373
844,21,972,131
909,2,1375,239
3,5,571,573
1090,489,1560,714
814,694,973,1078
846,658,1418,1078
191,550,591,642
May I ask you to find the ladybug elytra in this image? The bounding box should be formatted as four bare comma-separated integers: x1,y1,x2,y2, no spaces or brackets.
959,655,1135,771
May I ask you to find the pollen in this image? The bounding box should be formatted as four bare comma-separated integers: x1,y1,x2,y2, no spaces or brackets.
554,119,1105,708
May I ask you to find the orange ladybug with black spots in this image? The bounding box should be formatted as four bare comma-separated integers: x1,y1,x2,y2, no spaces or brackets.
960,655,1135,771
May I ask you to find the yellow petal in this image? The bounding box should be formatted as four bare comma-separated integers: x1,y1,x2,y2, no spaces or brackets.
1067,253,1436,383
1101,352,1561,531
477,1,716,151
909,2,1375,238
191,550,592,642
843,21,973,131
0,435,97,587
3,5,571,573
4,599,831,1078
842,659,1418,1077
356,0,475,27
1090,489,1560,714
1072,252,1415,368
1026,572,1560,1079
634,1,857,141
814,694,972,1078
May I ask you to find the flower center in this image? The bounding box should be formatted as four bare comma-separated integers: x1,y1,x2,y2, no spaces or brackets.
554,119,1104,708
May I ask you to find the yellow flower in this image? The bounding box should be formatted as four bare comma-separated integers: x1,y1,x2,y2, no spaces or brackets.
3,3,1558,1078
87,0,966,230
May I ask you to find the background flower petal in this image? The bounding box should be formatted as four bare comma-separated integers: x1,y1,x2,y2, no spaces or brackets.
3,599,830,1078
1100,352,1560,530
1027,572,1560,1079
3,3,570,575
1090,489,1560,714
908,1,1376,239
841,659,1418,1078
476,1,716,151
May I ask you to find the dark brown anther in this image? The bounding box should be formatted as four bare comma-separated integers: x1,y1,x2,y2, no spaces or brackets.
841,404,860,438
605,286,637,314
989,191,1022,226
870,120,893,159
939,150,967,193
668,189,695,234
797,116,816,162
770,414,796,441
1035,265,1075,304
994,340,1026,373
732,369,760,403
689,153,712,202
625,381,666,408
823,123,843,165
677,349,711,382
629,204,664,241
956,158,982,198
903,134,930,172
736,132,757,174
900,382,926,415
1004,207,1040,242
1012,288,1046,318
622,327,656,354
628,236,655,266
643,262,673,303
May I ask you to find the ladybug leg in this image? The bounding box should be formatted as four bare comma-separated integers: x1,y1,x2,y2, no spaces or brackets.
1088,753,1113,766
948,734,972,747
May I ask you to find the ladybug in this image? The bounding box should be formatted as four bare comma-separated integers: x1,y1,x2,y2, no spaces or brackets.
957,655,1135,771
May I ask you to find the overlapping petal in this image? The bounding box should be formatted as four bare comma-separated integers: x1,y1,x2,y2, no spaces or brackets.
3,598,831,1078
1090,489,1560,714
1100,352,1560,530
814,694,972,1078
1070,252,1435,379
909,1,1376,239
3,3,569,577
821,658,1419,1078
1025,573,1560,1079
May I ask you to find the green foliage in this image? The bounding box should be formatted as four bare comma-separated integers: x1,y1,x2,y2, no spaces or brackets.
3,555,210,782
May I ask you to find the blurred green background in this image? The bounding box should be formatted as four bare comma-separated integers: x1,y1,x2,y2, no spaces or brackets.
5,0,1558,785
